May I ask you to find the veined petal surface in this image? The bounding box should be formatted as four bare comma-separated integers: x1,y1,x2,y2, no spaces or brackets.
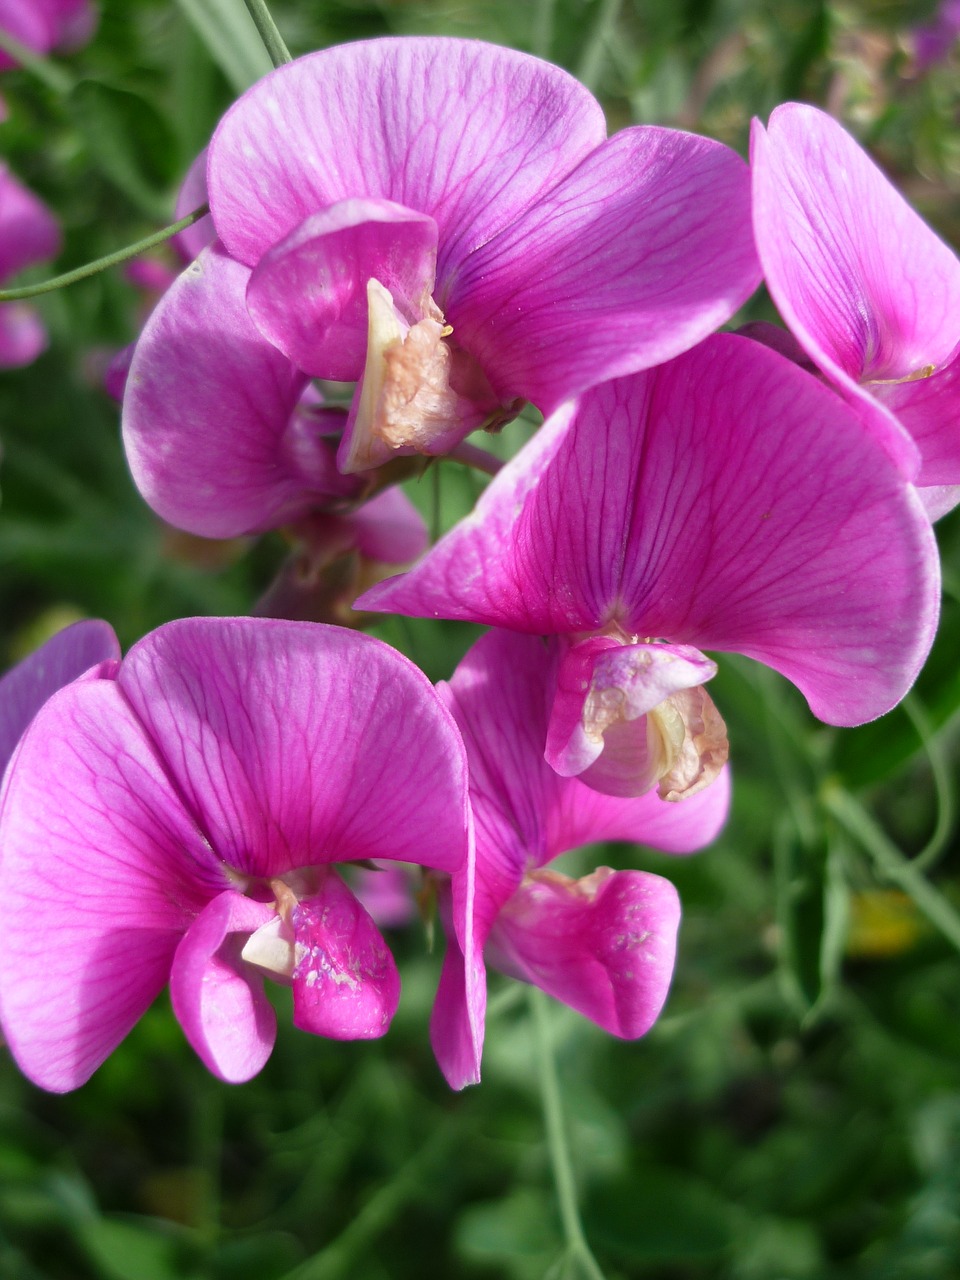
363,335,939,726
122,245,313,537
0,679,226,1091
752,104,960,484
452,127,760,410
208,38,606,283
117,618,472,880
246,200,439,379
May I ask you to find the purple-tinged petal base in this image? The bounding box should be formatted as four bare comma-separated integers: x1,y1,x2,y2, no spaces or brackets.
488,866,681,1038
0,618,120,774
290,873,401,1040
171,890,277,1083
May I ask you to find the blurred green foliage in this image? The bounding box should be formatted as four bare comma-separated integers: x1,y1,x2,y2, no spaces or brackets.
1,0,960,1276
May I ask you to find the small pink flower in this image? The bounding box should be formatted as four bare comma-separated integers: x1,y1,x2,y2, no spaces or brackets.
913,0,960,70
431,629,729,1089
752,103,960,518
0,165,60,368
0,0,96,68
0,618,473,1090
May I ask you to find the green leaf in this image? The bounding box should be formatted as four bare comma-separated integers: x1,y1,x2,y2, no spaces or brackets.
75,1216,201,1280
773,821,848,1017
455,1189,559,1280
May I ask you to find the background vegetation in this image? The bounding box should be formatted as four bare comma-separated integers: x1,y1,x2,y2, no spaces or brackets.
1,1,960,1276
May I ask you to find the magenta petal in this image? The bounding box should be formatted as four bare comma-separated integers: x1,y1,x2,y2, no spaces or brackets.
123,245,313,537
349,862,417,929
0,619,120,773
443,631,729,889
453,127,760,410
546,638,717,779
752,105,960,480
170,891,277,1083
0,165,61,281
488,866,680,1037
358,401,582,629
430,932,481,1090
246,200,439,380
430,868,485,1091
430,629,727,1083
289,873,400,1040
0,2,54,65
208,39,605,278
117,618,472,880
365,336,939,726
47,0,96,51
348,486,428,565
172,148,215,263
0,678,225,1091
872,355,960,499
753,105,960,381
0,302,47,368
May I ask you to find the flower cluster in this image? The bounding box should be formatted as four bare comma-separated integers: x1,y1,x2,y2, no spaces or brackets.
0,35,950,1092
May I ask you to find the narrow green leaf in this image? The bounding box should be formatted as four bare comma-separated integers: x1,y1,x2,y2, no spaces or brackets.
175,0,274,93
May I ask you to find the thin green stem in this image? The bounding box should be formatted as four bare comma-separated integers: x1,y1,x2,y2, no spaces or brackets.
243,0,292,67
901,693,956,872
529,988,607,1280
821,782,960,954
0,206,209,301
0,29,74,94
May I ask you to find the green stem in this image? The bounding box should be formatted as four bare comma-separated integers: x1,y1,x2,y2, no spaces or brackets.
821,782,960,954
902,693,956,872
529,988,607,1280
243,0,292,67
0,206,209,301
0,29,74,94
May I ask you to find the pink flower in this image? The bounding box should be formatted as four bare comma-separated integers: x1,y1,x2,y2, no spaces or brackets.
0,164,60,368
359,334,939,798
0,618,472,1090
0,0,96,68
431,629,730,1089
913,0,960,70
752,103,960,518
123,36,760,509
